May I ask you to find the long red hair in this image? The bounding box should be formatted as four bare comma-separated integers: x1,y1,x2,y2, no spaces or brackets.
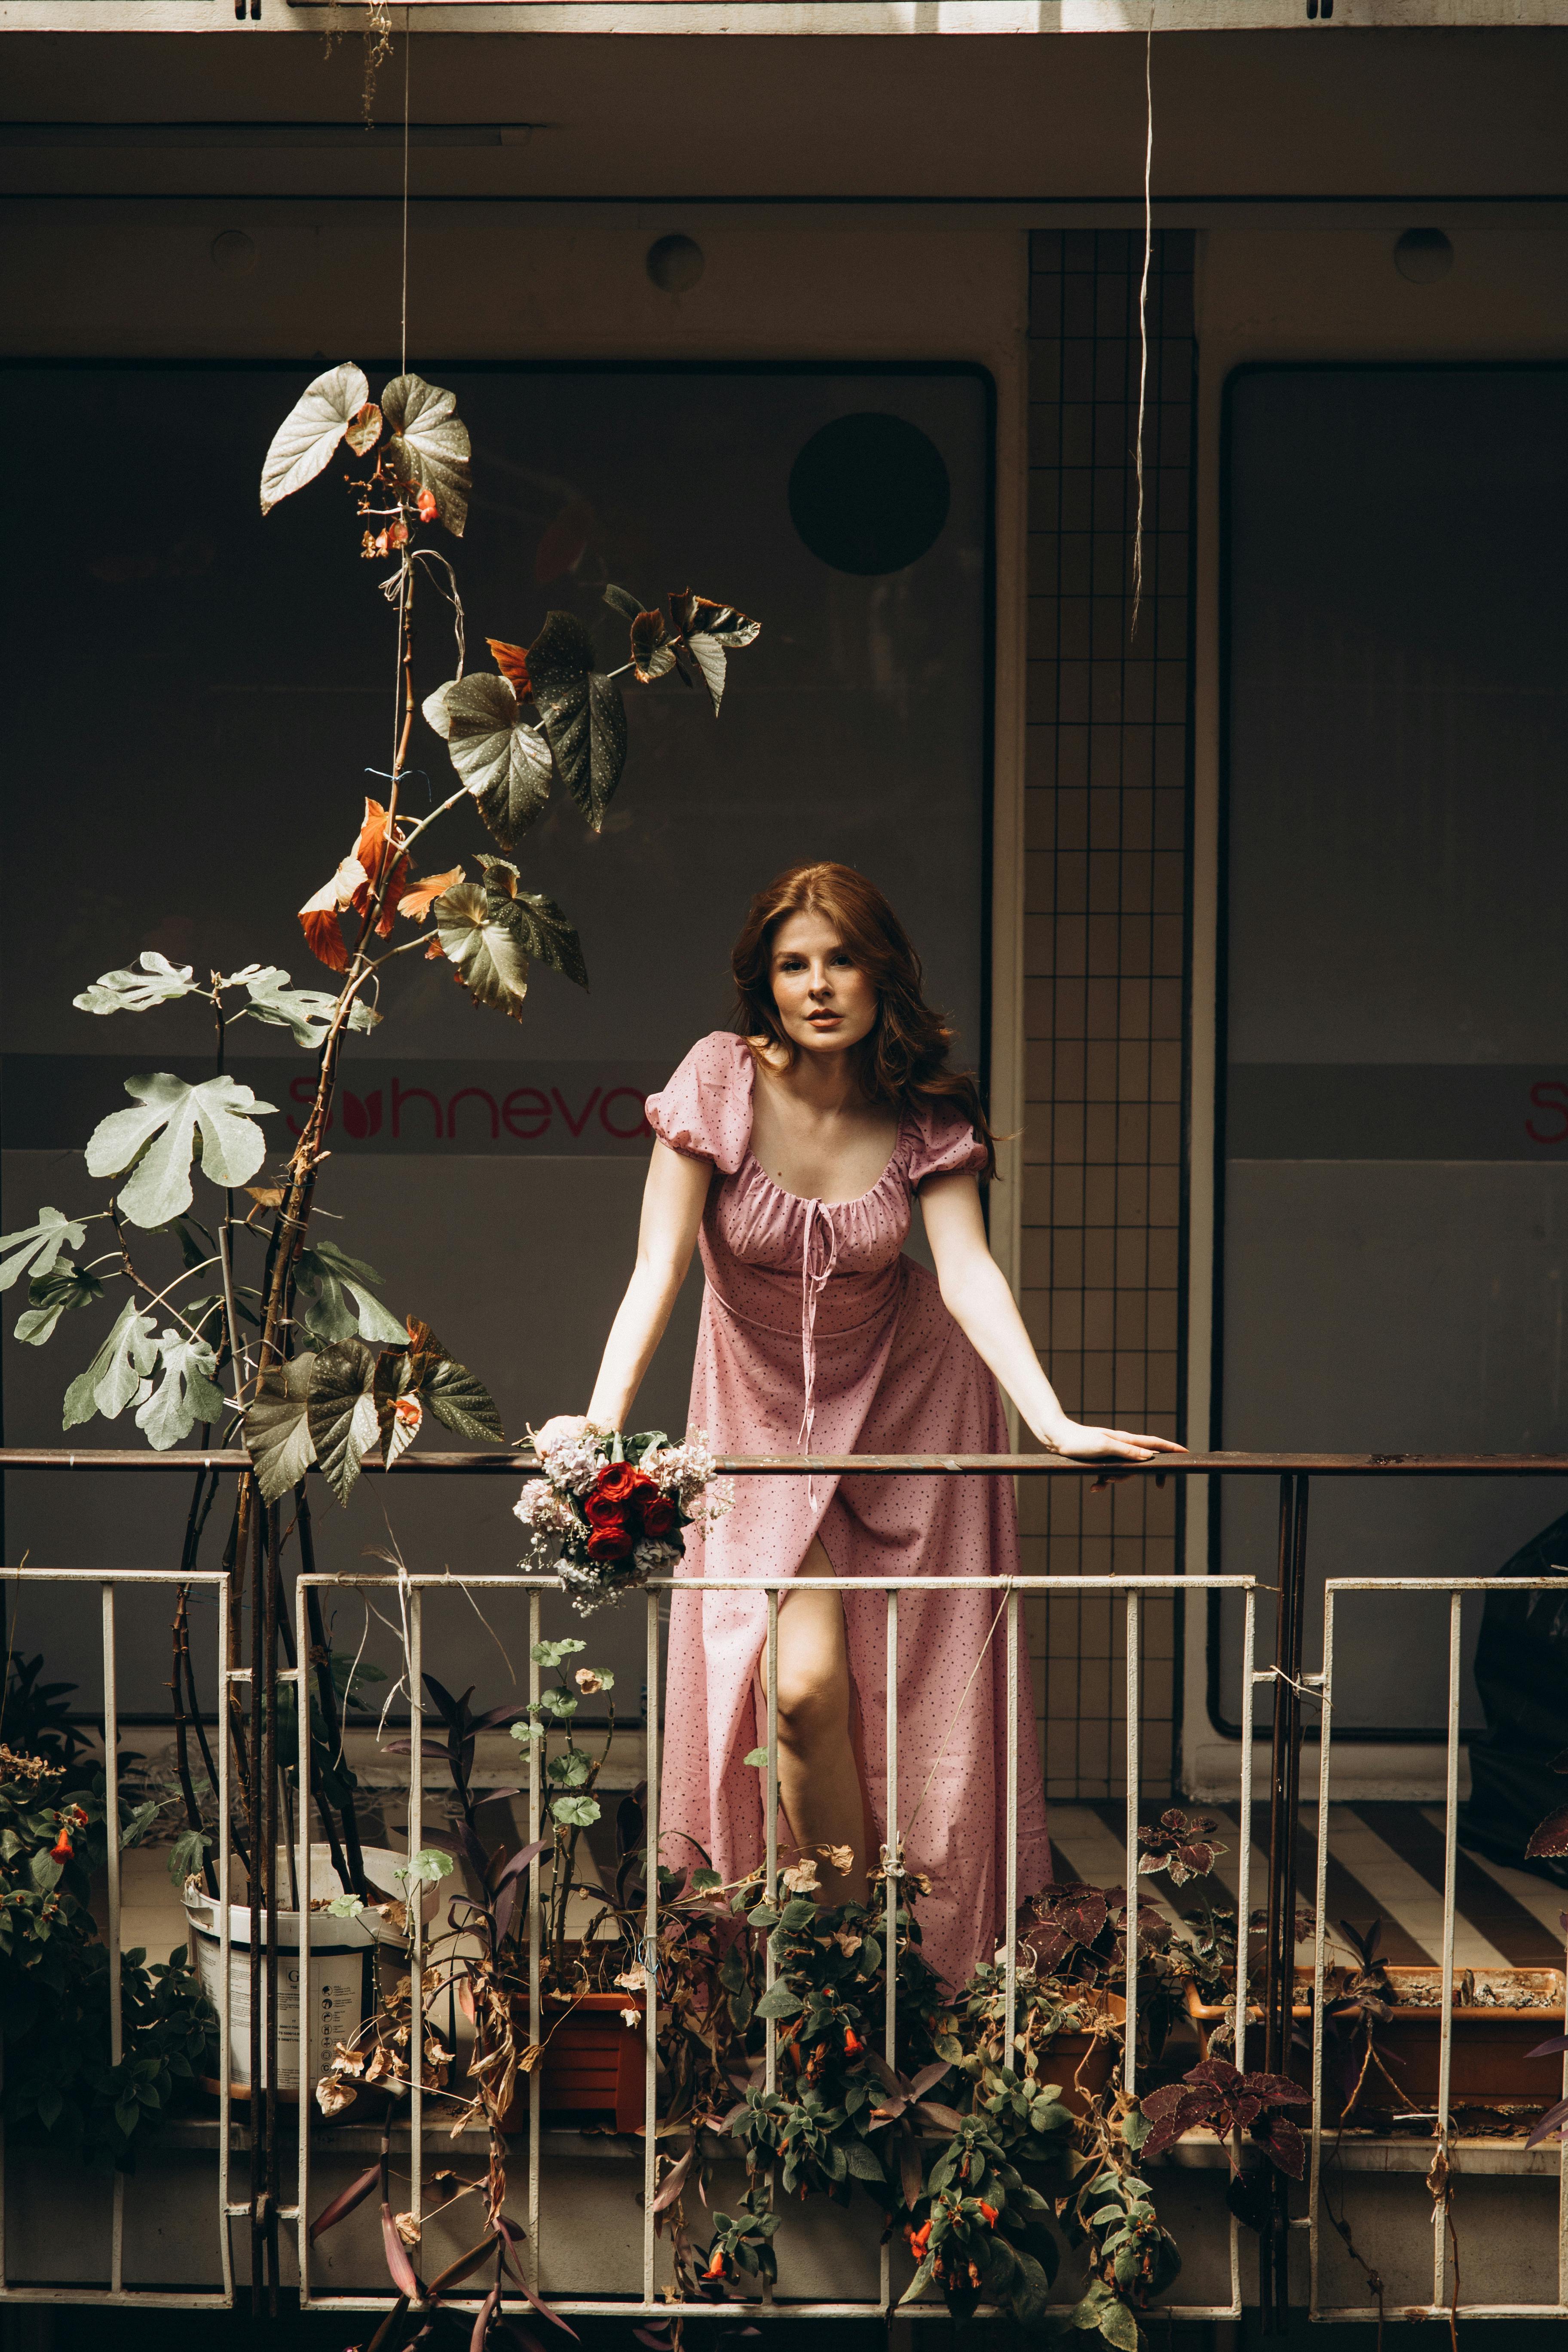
729,861,998,1183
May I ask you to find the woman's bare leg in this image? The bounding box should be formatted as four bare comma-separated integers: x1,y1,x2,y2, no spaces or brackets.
760,1535,870,1907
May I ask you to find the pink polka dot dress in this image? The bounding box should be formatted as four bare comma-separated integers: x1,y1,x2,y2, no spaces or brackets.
646,1031,1052,1988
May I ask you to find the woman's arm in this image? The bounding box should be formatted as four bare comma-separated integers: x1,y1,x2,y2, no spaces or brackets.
560,1139,712,1433
919,1171,1185,1464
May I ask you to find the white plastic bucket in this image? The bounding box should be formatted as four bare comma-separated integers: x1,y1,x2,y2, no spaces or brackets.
183,1844,433,2097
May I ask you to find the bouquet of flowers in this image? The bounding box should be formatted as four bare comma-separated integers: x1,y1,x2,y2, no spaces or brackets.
514,1422,731,1614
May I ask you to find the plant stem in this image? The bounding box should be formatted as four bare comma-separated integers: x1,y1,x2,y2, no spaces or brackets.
169,1581,218,1898
297,1485,369,1900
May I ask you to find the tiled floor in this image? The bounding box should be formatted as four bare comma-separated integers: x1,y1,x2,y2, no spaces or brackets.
1049,1800,1567,1968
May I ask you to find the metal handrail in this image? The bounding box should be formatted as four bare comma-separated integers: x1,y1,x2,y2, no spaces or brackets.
6,1449,1568,1474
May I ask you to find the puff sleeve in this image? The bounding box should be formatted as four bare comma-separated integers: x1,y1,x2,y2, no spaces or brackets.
644,1032,755,1175
903,1096,989,1188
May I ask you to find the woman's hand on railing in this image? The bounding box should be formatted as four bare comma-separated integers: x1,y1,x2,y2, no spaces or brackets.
1037,1421,1187,1491
1044,1422,1187,1465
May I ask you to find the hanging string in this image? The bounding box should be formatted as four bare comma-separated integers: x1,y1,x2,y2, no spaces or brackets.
1130,4,1154,647
400,6,412,378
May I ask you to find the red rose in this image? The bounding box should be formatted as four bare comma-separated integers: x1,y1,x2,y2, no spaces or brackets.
641,1495,677,1538
586,1522,634,1562
585,1490,629,1528
594,1462,653,1505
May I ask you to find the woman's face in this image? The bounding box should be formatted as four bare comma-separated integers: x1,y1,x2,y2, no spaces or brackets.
768,909,878,1059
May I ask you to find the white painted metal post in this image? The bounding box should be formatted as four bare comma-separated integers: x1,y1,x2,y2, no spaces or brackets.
1003,1584,1019,2062
1308,1586,1335,2321
643,1582,660,2306
882,1586,899,2321
294,1625,312,2300
1236,1583,1256,2072
102,1583,124,2296
1123,1590,1140,2098
408,1589,424,2252
1432,1589,1462,2314
217,1572,234,2303
527,1588,542,2286
765,1587,780,2098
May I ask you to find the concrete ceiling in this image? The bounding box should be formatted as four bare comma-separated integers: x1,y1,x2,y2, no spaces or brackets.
2,26,1566,202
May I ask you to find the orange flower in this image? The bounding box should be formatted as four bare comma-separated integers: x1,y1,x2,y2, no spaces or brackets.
50,1828,73,1862
907,2220,932,2256
703,2249,728,2280
977,2201,998,2226
842,2027,864,2056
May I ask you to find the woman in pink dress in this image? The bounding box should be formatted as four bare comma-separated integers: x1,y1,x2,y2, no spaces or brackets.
539,863,1181,1987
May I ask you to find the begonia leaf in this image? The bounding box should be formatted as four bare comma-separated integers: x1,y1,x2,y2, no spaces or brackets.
423,672,553,849
307,1339,381,1506
381,374,470,535
244,1353,318,1504
260,364,369,514
431,880,530,1022
527,609,626,829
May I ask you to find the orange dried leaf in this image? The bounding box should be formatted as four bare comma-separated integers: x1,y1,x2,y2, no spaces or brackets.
486,639,532,700
351,799,411,937
344,401,383,457
397,867,465,925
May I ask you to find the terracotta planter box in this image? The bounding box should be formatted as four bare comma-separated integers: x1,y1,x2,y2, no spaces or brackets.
502,1990,647,2137
1187,1968,1564,2120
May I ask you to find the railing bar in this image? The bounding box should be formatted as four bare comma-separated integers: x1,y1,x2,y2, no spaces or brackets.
1433,1588,1462,2312
1230,1576,1258,2326
1308,1587,1335,2324
18,1448,1568,1475
409,1587,424,2254
765,1588,779,2100
102,1582,124,2297
882,1586,899,2324
217,1572,233,2306
1003,1585,1019,2064
1560,1890,1568,2312
644,1584,660,2309
291,1573,1268,1595
527,1587,541,2290
1122,1589,1139,2099
1236,1584,1256,2070
295,1578,312,2309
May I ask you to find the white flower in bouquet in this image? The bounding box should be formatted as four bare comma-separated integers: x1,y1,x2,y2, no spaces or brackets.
513,1480,578,1534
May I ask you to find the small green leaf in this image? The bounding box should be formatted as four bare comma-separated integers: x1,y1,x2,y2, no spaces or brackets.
550,1794,600,1828
325,1893,364,1918
753,1984,804,2022
530,1639,586,1667
690,1868,722,1893
296,1241,408,1347
743,1748,769,1769
168,1828,213,1888
395,1847,454,1887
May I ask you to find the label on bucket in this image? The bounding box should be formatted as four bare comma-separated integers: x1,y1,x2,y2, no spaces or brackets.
192,1931,365,2090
